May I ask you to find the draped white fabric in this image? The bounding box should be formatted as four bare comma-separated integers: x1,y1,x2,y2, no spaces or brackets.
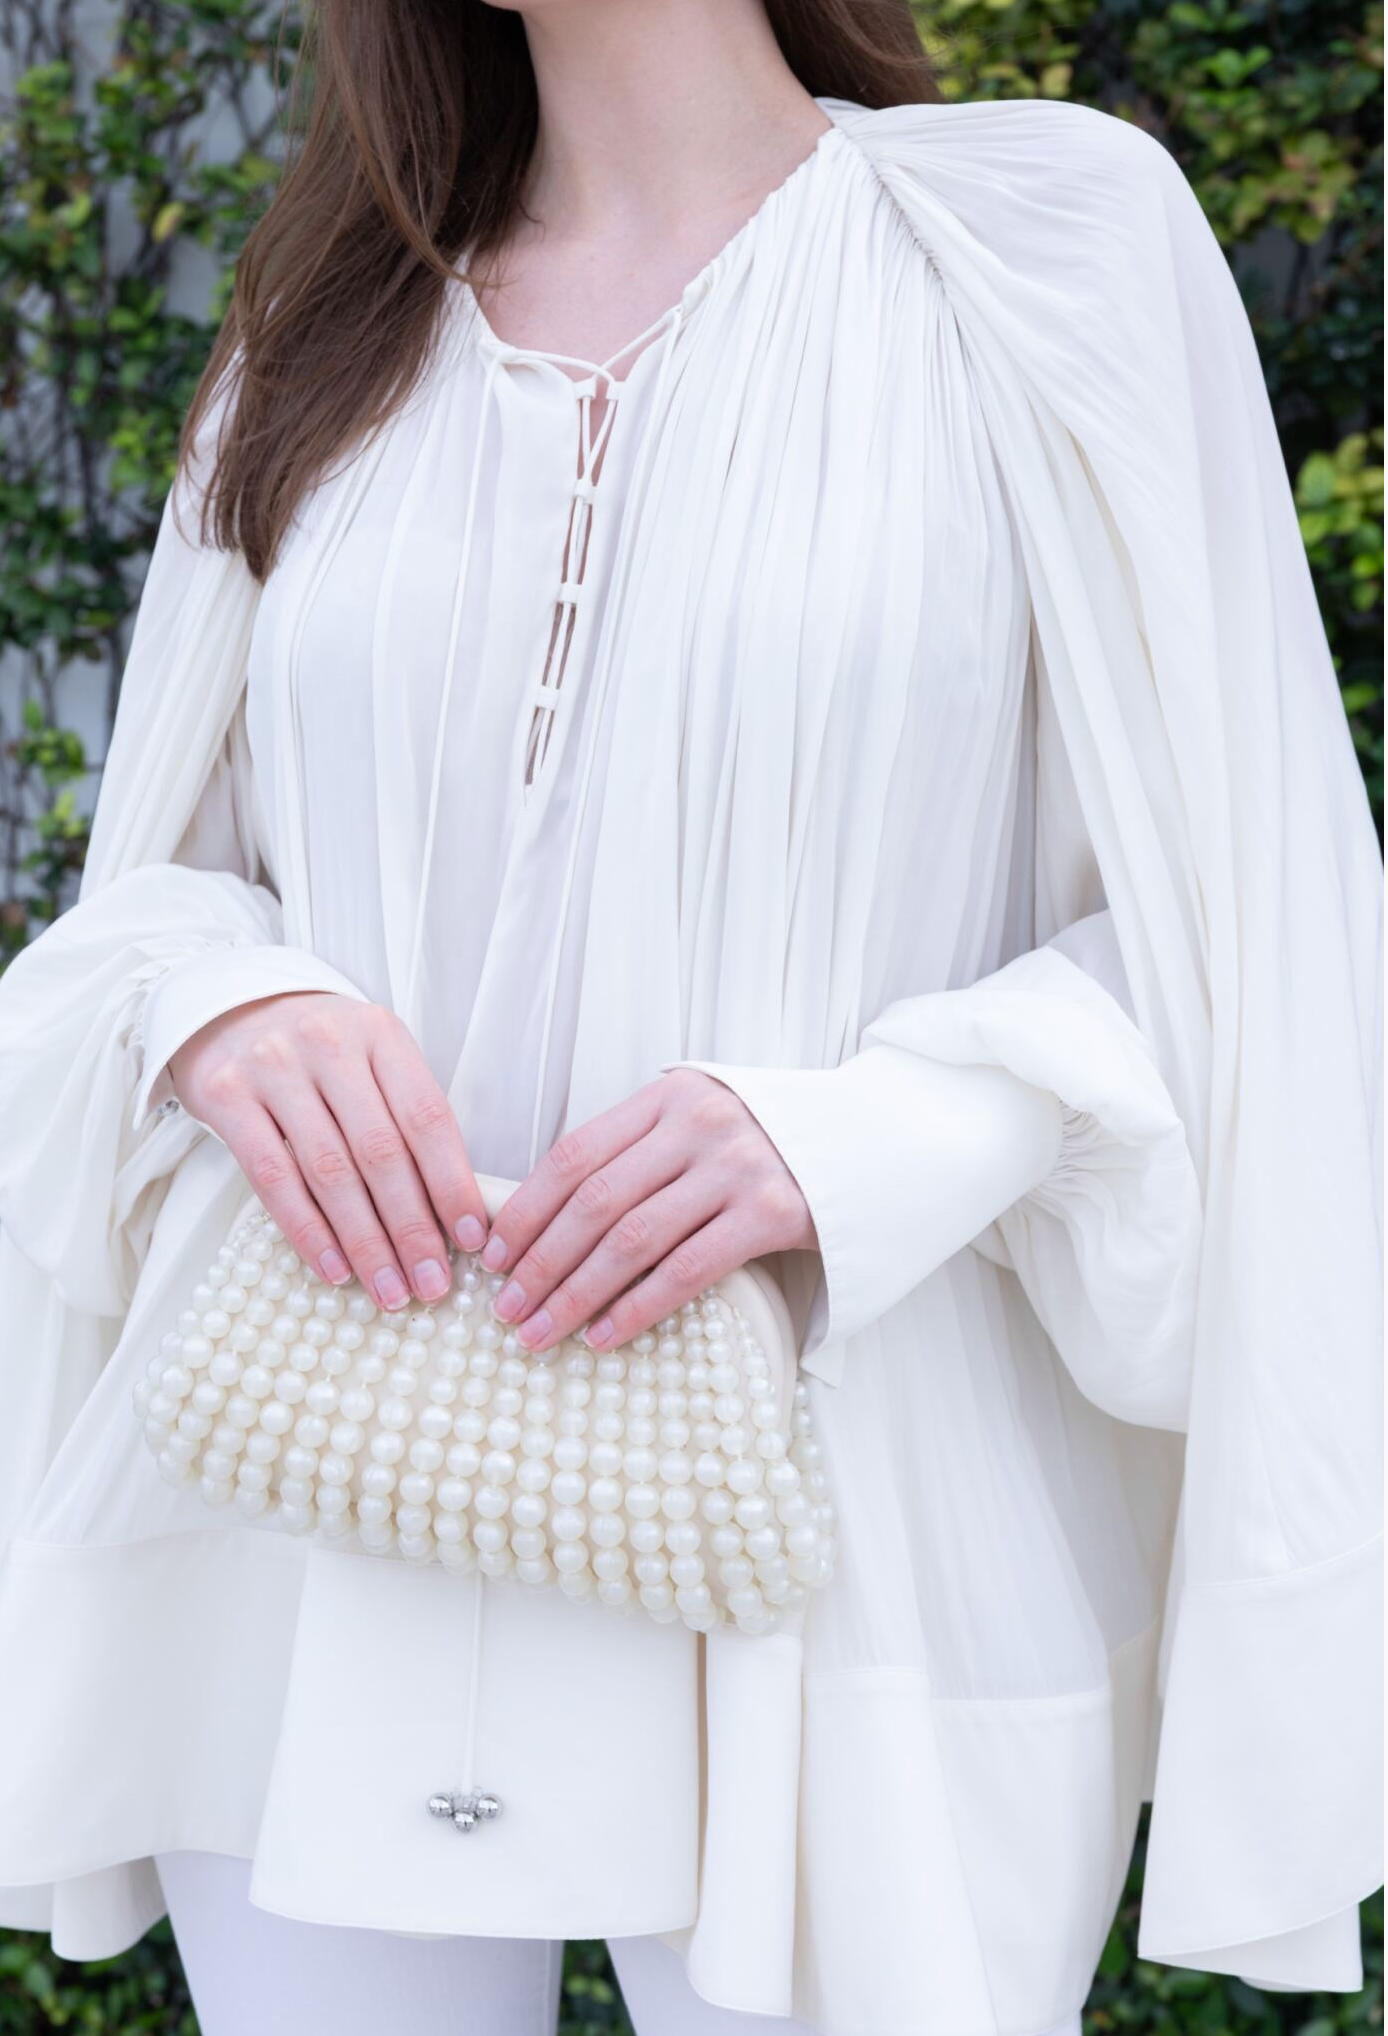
0,96,1378,2036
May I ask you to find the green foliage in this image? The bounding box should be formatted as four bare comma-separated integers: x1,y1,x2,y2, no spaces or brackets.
0,1,296,949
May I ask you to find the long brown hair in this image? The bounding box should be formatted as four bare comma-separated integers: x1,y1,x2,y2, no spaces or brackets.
181,1,938,581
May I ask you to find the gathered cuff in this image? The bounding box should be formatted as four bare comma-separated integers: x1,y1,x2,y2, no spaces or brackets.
664,938,1201,1422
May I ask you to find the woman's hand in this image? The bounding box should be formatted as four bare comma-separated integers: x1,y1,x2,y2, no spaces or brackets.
479,1068,816,1355
169,991,488,1309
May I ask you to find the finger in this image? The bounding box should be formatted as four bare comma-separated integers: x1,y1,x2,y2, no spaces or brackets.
514,1173,722,1355
228,1102,352,1288
369,1028,488,1253
491,1129,683,1326
268,1082,414,1307
482,1084,665,1275
582,1211,748,1352
315,1065,452,1307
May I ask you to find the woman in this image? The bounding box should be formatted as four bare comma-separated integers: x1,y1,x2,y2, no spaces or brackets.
0,0,1380,2030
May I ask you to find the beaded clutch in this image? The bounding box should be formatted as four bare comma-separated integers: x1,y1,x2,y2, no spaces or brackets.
134,1174,836,1637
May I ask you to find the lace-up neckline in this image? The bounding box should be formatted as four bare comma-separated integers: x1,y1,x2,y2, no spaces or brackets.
454,115,844,385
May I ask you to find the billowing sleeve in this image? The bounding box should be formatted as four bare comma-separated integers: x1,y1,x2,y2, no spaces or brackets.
0,377,367,1319
664,898,1201,1432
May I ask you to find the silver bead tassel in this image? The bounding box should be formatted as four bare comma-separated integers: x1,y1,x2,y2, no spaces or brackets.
427,1787,503,1833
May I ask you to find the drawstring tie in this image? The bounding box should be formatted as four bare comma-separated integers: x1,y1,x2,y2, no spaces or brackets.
420,296,690,1839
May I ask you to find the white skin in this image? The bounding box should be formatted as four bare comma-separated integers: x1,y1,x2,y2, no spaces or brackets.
170,0,822,1344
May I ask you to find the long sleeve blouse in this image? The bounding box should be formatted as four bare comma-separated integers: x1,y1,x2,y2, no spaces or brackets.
0,93,1378,2036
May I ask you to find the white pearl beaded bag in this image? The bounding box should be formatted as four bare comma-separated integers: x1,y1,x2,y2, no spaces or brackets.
134,1174,837,1637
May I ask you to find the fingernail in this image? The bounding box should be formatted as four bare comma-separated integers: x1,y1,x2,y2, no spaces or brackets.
320,1248,351,1284
374,1268,409,1311
494,1279,526,1322
584,1316,614,1350
413,1258,449,1302
482,1235,509,1271
518,1309,552,1350
456,1215,486,1252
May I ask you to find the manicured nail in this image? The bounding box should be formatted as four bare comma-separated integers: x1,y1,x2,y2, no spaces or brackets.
584,1316,614,1350
518,1309,552,1350
456,1215,486,1252
482,1234,509,1271
320,1248,351,1284
413,1258,449,1302
494,1279,526,1322
374,1267,409,1310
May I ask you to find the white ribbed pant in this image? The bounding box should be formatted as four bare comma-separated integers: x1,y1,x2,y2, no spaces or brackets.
155,1850,1087,2036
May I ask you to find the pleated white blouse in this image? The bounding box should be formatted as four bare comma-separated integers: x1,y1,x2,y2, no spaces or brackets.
0,94,1379,2036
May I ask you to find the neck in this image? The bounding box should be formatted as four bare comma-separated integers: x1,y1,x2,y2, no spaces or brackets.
513,0,830,245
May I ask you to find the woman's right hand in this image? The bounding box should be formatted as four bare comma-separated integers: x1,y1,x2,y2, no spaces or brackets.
168,991,486,1309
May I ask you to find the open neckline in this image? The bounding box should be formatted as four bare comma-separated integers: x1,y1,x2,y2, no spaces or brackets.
457,109,845,381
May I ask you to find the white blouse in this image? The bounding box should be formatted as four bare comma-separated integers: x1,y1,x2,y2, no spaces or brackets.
0,94,1379,2036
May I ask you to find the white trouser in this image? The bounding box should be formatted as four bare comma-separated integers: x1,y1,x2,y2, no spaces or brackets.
155,1849,1088,2036
154,1850,824,2035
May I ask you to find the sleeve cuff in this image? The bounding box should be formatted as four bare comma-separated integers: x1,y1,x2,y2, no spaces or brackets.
131,942,372,1132
660,1045,1064,1376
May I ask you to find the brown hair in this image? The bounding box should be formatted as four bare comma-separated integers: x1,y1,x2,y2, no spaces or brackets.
181,0,938,581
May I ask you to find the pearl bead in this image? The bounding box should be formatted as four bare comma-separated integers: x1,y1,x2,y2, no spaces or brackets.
511,1492,547,1530
734,1494,772,1531
550,1469,585,1508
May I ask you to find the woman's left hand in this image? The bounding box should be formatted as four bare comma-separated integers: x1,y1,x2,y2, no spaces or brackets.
480,1069,817,1355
